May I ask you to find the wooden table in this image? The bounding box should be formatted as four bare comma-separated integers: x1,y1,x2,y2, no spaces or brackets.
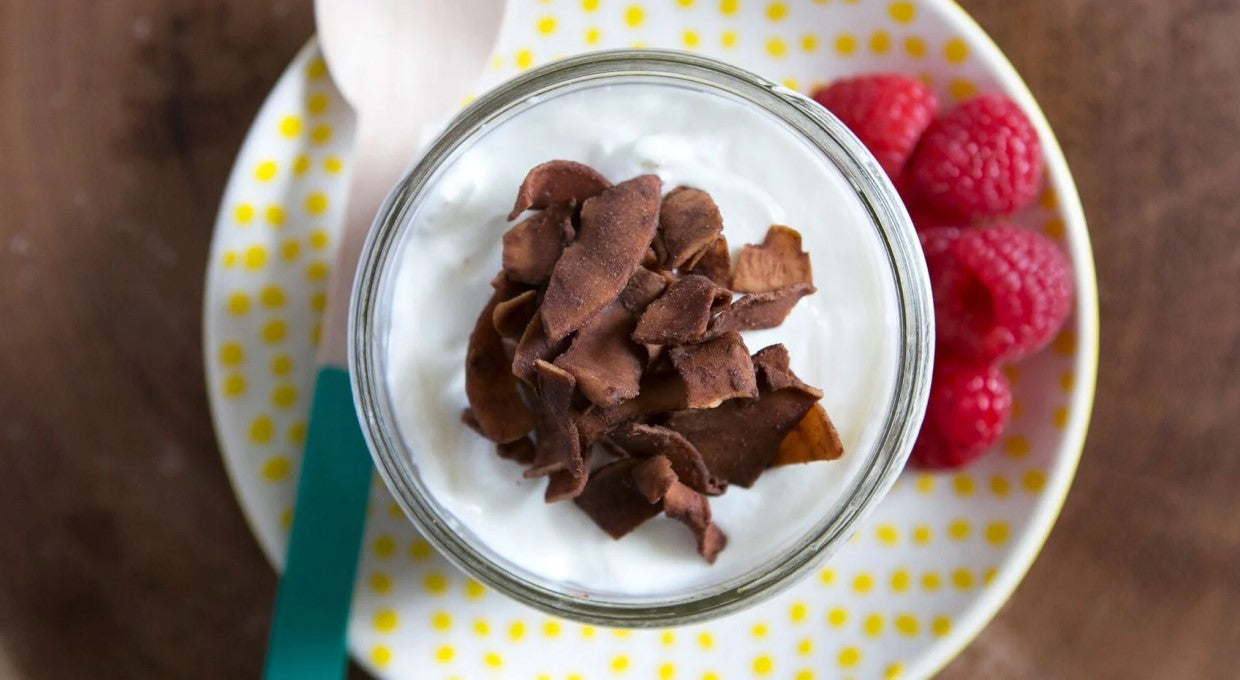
2,1,1237,678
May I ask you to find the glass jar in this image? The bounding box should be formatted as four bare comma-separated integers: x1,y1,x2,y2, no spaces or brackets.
350,49,933,627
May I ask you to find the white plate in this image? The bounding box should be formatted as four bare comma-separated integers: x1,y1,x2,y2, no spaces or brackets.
203,1,1098,678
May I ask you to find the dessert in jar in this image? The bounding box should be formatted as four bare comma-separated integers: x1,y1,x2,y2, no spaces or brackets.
350,51,932,625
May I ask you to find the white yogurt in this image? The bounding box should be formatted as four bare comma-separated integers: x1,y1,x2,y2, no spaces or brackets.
385,83,901,598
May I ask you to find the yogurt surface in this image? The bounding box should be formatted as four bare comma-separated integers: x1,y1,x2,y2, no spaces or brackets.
384,82,901,598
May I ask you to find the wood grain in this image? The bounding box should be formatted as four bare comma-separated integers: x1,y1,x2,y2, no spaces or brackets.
1,1,1237,678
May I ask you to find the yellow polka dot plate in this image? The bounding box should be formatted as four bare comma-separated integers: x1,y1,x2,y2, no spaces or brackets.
203,1,1098,677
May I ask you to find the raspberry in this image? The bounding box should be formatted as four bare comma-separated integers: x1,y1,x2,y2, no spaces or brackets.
812,74,938,179
910,360,1012,469
904,192,960,233
909,94,1043,218
918,224,964,268
893,171,959,232
921,225,1073,363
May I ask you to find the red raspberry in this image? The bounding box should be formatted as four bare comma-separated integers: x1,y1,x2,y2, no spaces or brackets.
812,74,938,179
918,224,964,268
894,171,960,232
905,194,960,233
909,94,1043,218
910,360,1012,469
921,225,1073,363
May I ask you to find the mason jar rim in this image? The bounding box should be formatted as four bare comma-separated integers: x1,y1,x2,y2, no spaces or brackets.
349,49,933,627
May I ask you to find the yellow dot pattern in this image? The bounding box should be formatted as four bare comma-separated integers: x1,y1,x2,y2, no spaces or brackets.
950,78,978,101
863,612,885,636
870,30,892,54
430,610,451,631
835,33,858,55
310,124,333,145
889,2,916,23
265,205,285,226
222,373,245,398
369,645,391,668
401,539,429,562
367,572,391,595
260,456,291,482
827,607,848,627
254,160,277,182
287,421,306,446
904,35,926,58
373,535,396,559
234,203,255,224
891,568,911,592
789,601,808,623
207,10,1085,678
373,609,398,633
278,115,302,138
464,578,487,599
944,37,970,63
244,246,267,270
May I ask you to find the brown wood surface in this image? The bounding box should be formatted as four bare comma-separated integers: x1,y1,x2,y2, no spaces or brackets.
2,1,1238,678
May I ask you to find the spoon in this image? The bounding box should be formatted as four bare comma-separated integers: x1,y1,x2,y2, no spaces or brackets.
263,2,504,678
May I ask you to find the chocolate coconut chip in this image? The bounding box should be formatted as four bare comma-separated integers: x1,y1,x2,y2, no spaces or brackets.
574,371,689,445
573,459,662,539
551,267,669,405
668,331,758,409
663,481,727,563
524,360,584,480
666,352,822,487
492,289,540,339
553,299,644,407
541,175,662,342
708,282,816,336
630,456,727,563
667,390,821,487
632,274,731,345
772,402,844,466
732,225,813,293
545,446,592,502
751,344,824,398
497,435,537,464
686,236,731,287
502,205,574,285
512,312,570,386
618,267,668,314
630,455,677,503
608,423,724,495
460,408,482,435
657,187,724,269
464,280,536,443
507,159,611,220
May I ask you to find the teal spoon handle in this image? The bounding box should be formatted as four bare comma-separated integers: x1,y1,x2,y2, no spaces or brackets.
263,366,372,680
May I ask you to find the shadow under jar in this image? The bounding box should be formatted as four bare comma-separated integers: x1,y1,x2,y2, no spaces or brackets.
350,50,933,627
